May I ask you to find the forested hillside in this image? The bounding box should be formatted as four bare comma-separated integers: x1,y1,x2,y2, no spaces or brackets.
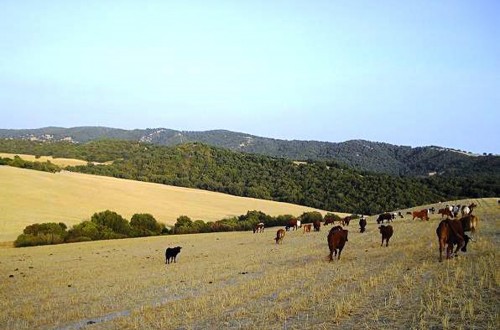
0,126,495,176
1,139,498,215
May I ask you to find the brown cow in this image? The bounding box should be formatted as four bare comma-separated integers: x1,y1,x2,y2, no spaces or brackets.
285,219,298,231
438,208,453,218
436,219,470,262
323,214,338,226
379,225,393,247
342,216,352,226
275,229,285,244
412,209,429,221
459,214,479,238
253,222,264,233
313,220,321,232
327,226,349,261
303,223,312,233
461,203,478,217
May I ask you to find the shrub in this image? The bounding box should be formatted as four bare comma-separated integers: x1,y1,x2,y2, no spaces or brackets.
66,221,101,241
14,233,64,247
130,213,164,236
23,222,67,238
65,236,92,243
299,211,323,224
91,210,132,236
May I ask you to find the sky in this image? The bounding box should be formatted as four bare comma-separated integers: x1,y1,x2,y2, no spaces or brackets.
1,1,499,154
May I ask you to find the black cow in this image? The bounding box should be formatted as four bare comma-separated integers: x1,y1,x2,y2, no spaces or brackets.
359,217,367,233
165,246,182,264
377,213,393,224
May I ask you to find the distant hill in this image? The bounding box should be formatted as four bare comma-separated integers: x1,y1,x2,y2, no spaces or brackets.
0,126,496,176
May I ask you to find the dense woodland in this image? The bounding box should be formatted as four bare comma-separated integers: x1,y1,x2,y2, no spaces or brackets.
1,126,497,175
1,139,498,215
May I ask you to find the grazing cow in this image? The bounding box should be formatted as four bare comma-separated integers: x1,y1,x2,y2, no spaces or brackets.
342,216,352,226
377,213,393,224
459,214,479,238
428,207,436,214
313,220,321,232
165,246,182,264
438,208,453,218
303,223,312,233
412,209,429,221
285,219,298,231
324,218,334,226
275,229,285,244
253,222,264,233
359,217,367,233
327,226,349,261
436,219,470,262
379,225,394,247
324,214,341,226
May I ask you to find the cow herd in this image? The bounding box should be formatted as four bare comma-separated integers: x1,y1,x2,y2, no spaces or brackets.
165,202,480,265
269,214,396,261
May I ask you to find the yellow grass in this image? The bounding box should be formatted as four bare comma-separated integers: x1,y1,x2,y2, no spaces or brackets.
0,166,344,242
0,198,498,329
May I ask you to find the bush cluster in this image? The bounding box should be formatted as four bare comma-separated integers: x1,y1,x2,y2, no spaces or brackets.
14,210,166,247
14,210,354,247
0,155,61,173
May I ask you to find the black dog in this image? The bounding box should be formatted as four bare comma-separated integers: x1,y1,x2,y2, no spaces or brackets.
165,246,182,264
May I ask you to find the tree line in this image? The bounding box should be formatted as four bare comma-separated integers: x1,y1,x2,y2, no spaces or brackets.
1,139,498,215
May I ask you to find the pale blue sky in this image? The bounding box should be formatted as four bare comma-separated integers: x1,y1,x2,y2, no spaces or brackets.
1,1,499,154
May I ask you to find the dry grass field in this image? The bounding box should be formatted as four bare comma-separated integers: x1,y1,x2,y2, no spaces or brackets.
0,198,498,329
0,166,341,242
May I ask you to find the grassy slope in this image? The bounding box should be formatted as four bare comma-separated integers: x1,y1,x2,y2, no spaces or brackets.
0,166,340,242
0,198,497,329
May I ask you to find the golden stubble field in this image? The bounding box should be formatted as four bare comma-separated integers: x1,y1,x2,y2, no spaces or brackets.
0,198,498,329
0,165,342,242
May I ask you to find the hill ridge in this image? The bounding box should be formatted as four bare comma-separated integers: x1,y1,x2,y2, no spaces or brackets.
0,126,495,176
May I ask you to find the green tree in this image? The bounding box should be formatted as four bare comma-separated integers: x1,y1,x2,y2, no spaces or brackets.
130,213,164,236
91,210,132,237
66,221,101,241
299,211,323,224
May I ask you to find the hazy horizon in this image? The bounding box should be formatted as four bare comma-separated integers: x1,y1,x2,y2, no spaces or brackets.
1,1,499,154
